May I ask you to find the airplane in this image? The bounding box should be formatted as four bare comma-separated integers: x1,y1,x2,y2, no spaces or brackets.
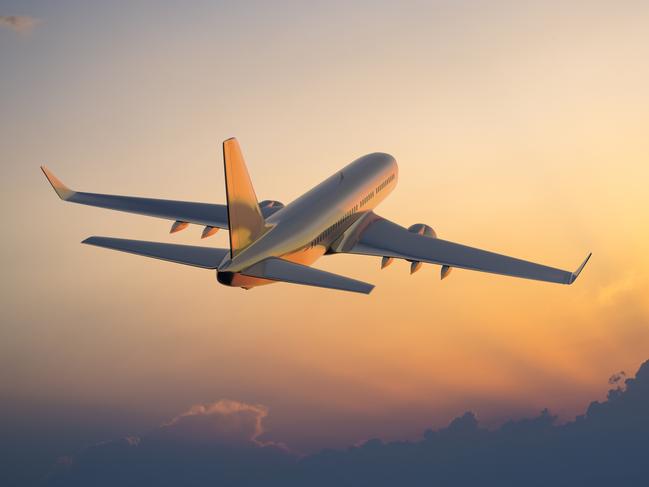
41,138,591,294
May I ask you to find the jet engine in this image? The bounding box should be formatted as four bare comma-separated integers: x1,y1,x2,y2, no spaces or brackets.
406,224,436,274
403,224,454,279
259,200,285,217
407,223,437,238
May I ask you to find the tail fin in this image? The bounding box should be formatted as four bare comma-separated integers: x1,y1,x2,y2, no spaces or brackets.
223,138,267,257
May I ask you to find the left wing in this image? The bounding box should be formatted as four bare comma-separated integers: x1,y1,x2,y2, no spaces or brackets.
42,166,230,229
41,166,284,230
332,213,591,285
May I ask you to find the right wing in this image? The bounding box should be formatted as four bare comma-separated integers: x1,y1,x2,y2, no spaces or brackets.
42,166,230,229
333,213,590,285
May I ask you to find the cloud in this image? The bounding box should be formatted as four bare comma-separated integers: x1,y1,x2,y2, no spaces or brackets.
300,358,649,487
158,399,282,448
46,360,649,486
608,370,626,386
0,15,40,33
46,399,295,486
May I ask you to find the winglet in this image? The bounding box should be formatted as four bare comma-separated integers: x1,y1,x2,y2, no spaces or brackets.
568,252,592,284
41,166,75,200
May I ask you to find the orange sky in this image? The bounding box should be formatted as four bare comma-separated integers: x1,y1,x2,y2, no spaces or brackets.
1,0,648,450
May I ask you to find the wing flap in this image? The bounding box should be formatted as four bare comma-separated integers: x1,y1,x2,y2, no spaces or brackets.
242,258,374,294
82,237,228,269
335,214,589,285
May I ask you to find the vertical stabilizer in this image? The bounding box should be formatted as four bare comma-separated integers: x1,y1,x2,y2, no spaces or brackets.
223,138,267,257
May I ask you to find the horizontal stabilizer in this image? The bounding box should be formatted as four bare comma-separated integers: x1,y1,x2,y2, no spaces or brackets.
242,258,374,294
82,237,228,269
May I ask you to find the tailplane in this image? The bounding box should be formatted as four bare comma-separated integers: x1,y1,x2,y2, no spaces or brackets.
223,138,267,257
242,257,374,294
82,237,228,269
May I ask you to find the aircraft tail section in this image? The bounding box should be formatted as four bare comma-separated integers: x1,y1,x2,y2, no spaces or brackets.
223,138,267,257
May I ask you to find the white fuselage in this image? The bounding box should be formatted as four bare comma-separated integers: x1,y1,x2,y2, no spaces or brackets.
217,152,398,288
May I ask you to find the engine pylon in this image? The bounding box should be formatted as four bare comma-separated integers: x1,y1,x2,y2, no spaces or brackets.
202,226,219,239
170,220,189,233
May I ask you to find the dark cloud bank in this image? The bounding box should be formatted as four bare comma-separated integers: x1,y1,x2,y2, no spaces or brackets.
38,358,649,486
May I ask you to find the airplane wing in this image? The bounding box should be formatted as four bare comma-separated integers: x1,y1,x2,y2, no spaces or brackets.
333,213,591,285
41,166,231,229
42,166,284,231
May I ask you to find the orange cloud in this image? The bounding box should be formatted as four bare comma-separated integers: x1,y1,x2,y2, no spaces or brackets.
163,399,271,446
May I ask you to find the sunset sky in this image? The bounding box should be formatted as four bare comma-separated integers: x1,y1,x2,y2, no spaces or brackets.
2,0,649,476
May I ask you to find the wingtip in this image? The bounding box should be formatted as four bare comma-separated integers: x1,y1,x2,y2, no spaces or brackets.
569,252,592,284
41,166,74,200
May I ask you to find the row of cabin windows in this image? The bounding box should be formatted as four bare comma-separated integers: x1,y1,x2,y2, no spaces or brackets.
309,180,390,248
310,204,359,247
360,190,374,208
376,173,395,194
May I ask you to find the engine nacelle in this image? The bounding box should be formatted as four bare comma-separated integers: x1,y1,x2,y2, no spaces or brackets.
407,224,436,274
407,223,437,238
259,200,285,217
259,200,284,209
